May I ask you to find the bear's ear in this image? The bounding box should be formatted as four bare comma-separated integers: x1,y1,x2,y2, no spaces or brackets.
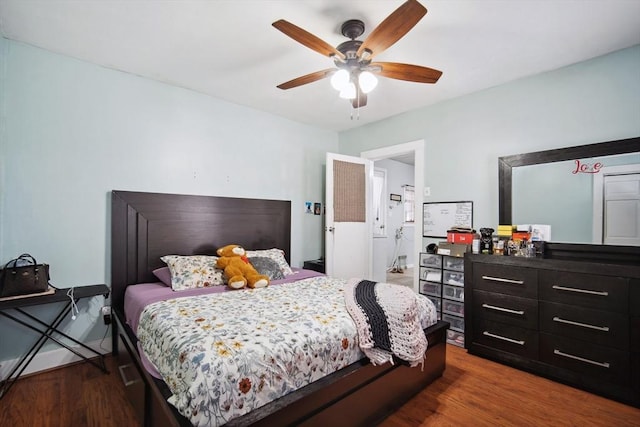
216,247,224,256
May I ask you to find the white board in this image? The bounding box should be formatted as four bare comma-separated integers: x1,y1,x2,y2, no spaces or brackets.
423,201,473,237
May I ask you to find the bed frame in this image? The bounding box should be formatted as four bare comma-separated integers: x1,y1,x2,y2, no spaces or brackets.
110,190,449,427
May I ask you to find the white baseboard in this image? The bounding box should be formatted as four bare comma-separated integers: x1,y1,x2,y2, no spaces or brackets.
0,338,112,379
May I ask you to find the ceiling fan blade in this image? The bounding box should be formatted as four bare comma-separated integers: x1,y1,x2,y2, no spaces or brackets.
371,62,442,83
357,0,427,60
273,20,346,60
277,68,335,90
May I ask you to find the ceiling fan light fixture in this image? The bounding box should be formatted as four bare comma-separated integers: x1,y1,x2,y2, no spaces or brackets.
339,82,356,99
330,69,350,91
359,71,378,94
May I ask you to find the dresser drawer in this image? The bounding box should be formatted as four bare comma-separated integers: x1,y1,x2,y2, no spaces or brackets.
472,318,538,359
472,289,538,329
473,263,537,298
540,333,630,386
539,270,628,312
540,301,629,350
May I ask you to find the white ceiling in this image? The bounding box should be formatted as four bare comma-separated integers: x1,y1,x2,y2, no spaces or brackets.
1,0,639,132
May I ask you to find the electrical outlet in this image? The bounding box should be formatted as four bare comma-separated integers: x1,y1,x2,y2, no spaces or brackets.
102,305,111,325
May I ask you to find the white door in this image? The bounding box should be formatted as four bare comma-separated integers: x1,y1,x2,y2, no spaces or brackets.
603,173,640,246
325,153,373,279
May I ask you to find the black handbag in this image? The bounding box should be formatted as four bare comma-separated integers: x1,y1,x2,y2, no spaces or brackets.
0,254,50,297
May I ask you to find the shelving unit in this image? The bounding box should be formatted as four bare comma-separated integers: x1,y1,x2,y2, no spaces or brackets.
419,252,466,347
441,255,465,347
418,253,442,320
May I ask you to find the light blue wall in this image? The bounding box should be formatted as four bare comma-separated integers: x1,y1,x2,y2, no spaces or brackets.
0,37,7,258
0,39,337,361
339,45,640,248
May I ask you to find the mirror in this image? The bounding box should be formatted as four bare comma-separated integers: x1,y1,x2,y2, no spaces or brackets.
498,137,640,245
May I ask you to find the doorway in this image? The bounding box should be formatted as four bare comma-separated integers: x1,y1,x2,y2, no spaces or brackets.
361,140,425,291
593,163,640,245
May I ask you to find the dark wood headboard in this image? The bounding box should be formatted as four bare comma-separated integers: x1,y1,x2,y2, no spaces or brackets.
110,190,291,312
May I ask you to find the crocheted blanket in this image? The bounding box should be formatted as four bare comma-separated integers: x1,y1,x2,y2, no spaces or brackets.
344,278,428,367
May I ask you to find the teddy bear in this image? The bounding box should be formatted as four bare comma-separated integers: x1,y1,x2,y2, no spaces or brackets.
216,244,269,289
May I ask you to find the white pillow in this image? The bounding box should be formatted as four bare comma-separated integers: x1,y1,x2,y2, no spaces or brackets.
160,255,224,291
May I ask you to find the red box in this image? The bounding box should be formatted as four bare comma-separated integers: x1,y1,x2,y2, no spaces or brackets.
447,232,475,244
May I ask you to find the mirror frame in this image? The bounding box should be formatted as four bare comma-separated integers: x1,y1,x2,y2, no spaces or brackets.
498,136,640,225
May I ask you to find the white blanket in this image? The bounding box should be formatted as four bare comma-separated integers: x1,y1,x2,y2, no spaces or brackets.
344,279,432,367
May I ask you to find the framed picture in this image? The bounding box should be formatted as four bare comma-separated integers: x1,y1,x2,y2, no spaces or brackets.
390,193,402,202
423,201,473,238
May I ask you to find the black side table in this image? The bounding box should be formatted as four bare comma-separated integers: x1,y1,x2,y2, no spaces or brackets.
303,259,325,273
0,284,110,399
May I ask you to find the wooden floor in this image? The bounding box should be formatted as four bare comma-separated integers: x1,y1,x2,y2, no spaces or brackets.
1,345,638,426
382,345,640,427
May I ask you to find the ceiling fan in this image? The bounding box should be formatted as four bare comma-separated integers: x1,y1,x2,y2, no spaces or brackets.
272,0,442,109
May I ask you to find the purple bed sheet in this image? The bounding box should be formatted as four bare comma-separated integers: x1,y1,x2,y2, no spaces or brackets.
123,268,324,378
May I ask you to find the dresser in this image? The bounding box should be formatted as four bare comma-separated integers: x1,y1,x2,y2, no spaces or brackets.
464,253,639,408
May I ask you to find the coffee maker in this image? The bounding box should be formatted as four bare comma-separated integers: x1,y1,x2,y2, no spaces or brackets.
479,228,495,254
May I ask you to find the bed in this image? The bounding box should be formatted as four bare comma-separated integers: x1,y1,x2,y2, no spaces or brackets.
110,190,449,427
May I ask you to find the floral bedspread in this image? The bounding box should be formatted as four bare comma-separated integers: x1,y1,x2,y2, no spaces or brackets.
137,276,437,426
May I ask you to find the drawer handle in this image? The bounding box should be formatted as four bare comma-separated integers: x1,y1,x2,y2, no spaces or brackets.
481,275,524,285
552,316,610,332
551,285,608,296
482,331,525,345
553,349,610,368
482,303,524,315
118,363,141,387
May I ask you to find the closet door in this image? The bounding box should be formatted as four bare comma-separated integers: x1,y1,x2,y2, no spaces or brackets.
603,173,640,246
